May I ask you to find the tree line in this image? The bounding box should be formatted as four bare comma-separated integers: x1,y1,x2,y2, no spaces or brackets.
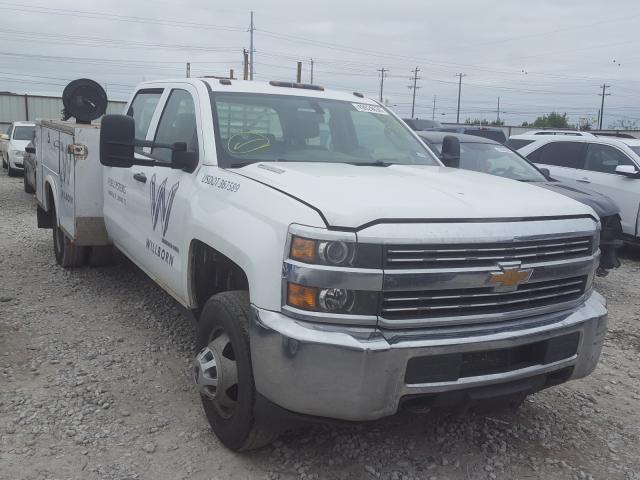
464,112,637,130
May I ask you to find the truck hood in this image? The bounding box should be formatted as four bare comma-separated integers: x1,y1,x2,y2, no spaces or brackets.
234,162,596,228
532,180,620,218
9,139,30,152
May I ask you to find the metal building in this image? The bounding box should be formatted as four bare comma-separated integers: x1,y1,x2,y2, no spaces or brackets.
1,92,127,132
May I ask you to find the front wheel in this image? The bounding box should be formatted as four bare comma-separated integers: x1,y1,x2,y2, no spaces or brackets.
193,291,279,451
52,206,86,268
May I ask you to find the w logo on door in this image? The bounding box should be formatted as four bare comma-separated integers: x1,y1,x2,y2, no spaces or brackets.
150,174,180,237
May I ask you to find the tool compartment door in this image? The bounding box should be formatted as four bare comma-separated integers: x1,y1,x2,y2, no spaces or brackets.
58,130,75,239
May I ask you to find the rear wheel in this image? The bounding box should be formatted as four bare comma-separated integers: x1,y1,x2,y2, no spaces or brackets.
193,291,279,451
52,205,86,268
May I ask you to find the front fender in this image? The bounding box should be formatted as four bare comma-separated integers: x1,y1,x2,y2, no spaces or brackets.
186,169,325,311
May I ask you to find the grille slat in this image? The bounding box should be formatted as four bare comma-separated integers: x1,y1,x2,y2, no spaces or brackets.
384,279,584,303
381,276,587,320
386,236,592,269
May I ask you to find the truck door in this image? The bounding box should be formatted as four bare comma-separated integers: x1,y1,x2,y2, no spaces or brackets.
580,143,640,237
132,86,202,300
103,88,164,261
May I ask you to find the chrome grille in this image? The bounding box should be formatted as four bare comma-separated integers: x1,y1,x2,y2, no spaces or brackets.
381,276,587,320
385,236,593,269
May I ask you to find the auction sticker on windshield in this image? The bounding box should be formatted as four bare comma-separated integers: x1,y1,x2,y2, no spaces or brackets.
352,103,388,115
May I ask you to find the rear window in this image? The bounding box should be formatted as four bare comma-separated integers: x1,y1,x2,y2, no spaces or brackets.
505,138,534,150
404,119,441,131
463,129,506,143
12,126,34,141
629,146,640,156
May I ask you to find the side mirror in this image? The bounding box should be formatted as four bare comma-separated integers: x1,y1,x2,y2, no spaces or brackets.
539,167,550,178
440,135,461,168
171,148,198,171
25,145,36,154
100,114,135,168
100,114,197,170
615,165,640,178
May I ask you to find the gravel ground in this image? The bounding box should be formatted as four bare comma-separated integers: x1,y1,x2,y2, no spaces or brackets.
1,171,640,480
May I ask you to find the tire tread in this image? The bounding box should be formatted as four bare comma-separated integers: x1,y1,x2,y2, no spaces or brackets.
199,291,279,451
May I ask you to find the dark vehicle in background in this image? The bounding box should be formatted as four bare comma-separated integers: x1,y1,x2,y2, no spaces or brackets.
434,125,507,143
403,118,442,131
418,131,622,274
23,141,36,193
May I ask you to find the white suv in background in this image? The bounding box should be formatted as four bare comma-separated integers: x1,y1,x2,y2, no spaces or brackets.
509,133,640,243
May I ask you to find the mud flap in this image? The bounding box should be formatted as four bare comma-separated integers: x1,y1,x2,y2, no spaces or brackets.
37,205,53,229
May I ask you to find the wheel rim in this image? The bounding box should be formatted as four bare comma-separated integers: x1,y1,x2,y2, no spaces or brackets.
193,328,239,419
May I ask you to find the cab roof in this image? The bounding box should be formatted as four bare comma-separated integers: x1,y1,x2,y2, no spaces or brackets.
137,78,377,104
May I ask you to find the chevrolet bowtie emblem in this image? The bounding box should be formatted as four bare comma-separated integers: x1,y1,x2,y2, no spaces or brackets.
489,262,532,291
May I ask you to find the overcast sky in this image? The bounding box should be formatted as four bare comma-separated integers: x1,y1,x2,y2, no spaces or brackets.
1,0,638,127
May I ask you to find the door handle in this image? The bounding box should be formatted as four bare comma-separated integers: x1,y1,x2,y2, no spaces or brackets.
133,172,147,183
577,177,590,183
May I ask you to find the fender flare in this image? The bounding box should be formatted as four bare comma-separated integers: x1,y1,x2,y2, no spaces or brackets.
42,175,59,218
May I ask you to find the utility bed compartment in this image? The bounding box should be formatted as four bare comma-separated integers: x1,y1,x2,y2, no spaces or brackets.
35,120,109,245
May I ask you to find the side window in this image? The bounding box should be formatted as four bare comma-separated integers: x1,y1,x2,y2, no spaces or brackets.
584,144,635,174
127,89,162,149
152,89,198,163
5,125,12,136
535,141,586,169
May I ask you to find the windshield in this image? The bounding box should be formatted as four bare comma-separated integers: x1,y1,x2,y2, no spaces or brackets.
433,142,547,181
13,126,35,141
211,92,439,168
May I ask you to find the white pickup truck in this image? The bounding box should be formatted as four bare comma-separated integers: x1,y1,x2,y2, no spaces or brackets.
35,78,608,451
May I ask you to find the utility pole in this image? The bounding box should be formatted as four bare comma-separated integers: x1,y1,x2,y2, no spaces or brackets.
249,11,255,80
456,72,466,124
598,84,611,129
296,62,302,83
432,95,436,120
186,62,190,78
310,58,314,84
496,96,501,124
243,49,249,80
408,67,421,119
377,67,388,103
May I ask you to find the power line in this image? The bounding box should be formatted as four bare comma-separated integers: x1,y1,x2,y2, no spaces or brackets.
0,1,245,31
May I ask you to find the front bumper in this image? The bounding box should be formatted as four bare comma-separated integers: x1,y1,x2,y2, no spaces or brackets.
250,291,607,421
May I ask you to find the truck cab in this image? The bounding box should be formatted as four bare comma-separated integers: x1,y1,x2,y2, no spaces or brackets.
40,78,608,451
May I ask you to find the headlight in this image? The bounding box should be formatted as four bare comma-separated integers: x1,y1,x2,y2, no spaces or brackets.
11,150,25,157
287,283,378,315
289,235,381,268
